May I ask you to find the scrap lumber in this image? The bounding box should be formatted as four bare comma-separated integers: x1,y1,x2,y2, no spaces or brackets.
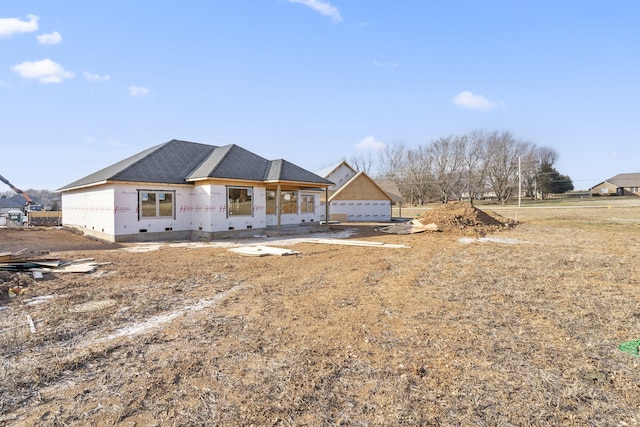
0,252,15,263
0,253,106,274
50,261,107,273
228,246,300,257
377,219,439,235
27,315,36,334
307,238,410,249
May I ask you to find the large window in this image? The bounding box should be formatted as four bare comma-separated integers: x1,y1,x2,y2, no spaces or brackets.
265,190,299,215
281,191,297,214
139,191,175,218
228,187,253,216
301,195,315,214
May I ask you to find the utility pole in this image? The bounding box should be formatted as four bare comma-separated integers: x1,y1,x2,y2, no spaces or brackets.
518,156,522,208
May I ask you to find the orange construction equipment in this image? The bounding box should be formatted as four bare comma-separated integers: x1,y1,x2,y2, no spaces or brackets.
0,173,32,208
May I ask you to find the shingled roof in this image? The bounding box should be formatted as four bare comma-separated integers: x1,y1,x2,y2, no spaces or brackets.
58,139,332,191
603,173,640,188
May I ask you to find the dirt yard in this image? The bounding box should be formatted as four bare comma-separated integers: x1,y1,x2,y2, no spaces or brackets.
1,201,640,426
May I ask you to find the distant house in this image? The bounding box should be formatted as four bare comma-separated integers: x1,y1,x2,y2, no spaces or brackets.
57,139,333,242
589,173,640,197
376,179,403,207
317,161,393,222
0,195,26,213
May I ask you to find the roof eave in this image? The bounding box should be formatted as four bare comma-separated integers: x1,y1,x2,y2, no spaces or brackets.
264,179,332,188
58,179,194,193
57,180,110,193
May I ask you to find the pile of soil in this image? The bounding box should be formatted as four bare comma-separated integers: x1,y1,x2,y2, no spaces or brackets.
416,201,514,235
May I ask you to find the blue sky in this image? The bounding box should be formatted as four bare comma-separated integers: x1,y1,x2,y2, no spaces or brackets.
1,1,638,191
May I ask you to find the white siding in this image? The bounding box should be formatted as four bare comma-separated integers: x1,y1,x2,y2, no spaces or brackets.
113,184,193,235
323,200,391,222
62,186,116,235
326,164,357,191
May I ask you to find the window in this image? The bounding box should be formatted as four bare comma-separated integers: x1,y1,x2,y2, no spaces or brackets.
228,187,253,216
631,187,639,193
139,191,175,218
265,190,299,215
600,188,609,194
281,191,297,214
301,195,315,214
266,190,276,215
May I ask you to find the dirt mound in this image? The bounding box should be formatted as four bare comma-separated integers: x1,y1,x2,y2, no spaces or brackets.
416,201,514,235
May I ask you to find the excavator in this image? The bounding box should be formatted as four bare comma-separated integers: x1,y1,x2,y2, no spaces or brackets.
0,173,33,210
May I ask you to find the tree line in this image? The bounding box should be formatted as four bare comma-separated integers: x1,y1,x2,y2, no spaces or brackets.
0,189,60,210
351,130,574,205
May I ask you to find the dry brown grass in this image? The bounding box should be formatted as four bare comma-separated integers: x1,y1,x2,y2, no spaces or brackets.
1,199,640,425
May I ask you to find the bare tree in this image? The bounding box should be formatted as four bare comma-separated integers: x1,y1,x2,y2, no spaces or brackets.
537,146,559,166
485,131,531,204
378,142,410,200
377,131,558,206
520,144,540,200
349,151,375,174
460,130,489,204
378,142,405,180
404,145,434,204
518,145,559,200
427,135,464,203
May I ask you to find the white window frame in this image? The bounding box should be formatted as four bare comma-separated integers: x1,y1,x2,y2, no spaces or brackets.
138,190,175,219
227,186,253,217
301,194,315,214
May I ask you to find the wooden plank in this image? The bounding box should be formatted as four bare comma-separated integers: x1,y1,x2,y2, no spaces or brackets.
329,213,348,222
308,238,410,248
0,253,15,262
228,246,300,257
50,261,100,273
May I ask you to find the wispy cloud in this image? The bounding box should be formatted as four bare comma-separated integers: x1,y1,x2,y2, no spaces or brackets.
0,14,39,37
287,0,342,22
84,71,111,82
12,59,74,83
36,31,62,45
356,136,386,151
453,91,502,111
128,86,149,97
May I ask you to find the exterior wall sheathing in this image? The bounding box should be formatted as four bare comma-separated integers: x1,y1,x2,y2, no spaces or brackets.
62,183,327,242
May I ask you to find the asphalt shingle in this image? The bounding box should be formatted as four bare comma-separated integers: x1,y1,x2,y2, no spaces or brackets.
58,139,331,191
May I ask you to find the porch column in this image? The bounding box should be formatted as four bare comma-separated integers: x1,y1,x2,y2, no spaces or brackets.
276,184,282,232
325,187,329,227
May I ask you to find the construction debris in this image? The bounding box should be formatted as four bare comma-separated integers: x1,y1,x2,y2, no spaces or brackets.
618,339,640,358
377,219,439,235
0,252,108,275
27,314,37,334
307,238,410,249
228,246,300,257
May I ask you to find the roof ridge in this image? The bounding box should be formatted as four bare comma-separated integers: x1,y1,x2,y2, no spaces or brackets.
206,144,235,177
265,159,284,180
109,139,178,180
184,142,220,177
